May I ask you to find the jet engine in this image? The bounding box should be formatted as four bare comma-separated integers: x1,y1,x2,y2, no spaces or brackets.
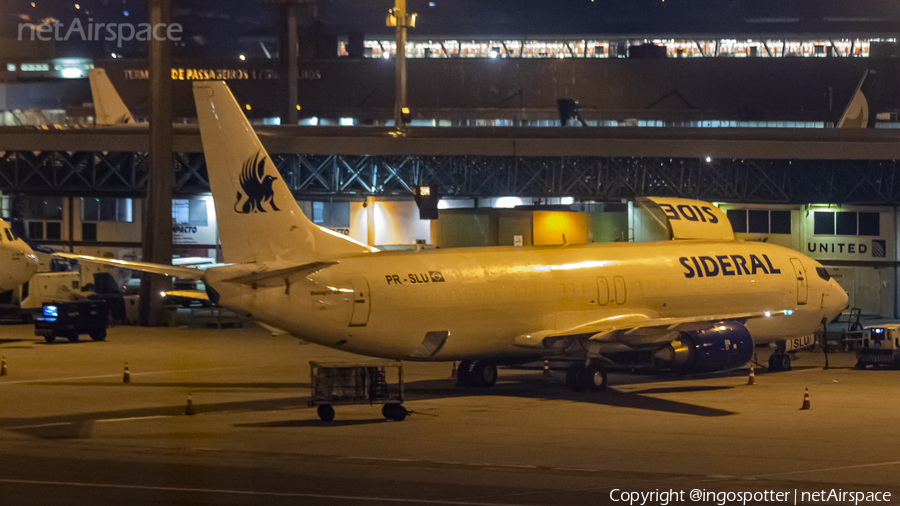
653,321,753,373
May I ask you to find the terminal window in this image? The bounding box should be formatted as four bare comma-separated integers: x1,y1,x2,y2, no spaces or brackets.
172,199,208,227
726,210,747,233
82,198,133,223
836,212,857,235
726,209,791,235
814,212,835,235
814,211,880,236
859,212,880,236
311,201,350,229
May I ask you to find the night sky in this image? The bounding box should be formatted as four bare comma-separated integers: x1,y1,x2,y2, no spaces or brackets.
1,0,898,60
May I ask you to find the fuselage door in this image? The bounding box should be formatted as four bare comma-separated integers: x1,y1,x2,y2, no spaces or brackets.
596,277,609,305
614,276,626,305
790,258,808,305
349,276,371,326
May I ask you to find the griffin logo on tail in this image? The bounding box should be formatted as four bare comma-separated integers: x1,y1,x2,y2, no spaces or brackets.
234,152,281,214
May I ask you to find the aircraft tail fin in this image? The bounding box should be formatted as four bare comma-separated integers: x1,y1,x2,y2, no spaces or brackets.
192,81,374,265
837,68,880,128
88,69,136,126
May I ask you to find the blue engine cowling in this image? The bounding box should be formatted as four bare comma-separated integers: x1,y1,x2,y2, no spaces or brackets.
654,321,754,373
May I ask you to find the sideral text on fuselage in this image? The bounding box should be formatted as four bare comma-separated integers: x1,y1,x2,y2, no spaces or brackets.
679,254,782,278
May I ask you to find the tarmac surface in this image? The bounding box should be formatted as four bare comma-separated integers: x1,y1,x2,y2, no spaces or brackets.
1,323,898,506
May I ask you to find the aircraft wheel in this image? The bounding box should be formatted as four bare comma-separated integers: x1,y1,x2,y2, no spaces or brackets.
566,364,586,392
585,364,608,392
456,360,473,387
471,361,497,388
779,353,792,371
317,404,335,422
768,353,781,372
382,404,408,421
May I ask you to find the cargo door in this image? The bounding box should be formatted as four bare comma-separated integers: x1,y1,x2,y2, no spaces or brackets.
790,258,808,305
596,277,609,305
349,276,371,326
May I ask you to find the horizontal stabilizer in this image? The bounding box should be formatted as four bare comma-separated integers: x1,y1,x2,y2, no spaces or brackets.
222,261,337,288
53,253,205,280
638,197,734,241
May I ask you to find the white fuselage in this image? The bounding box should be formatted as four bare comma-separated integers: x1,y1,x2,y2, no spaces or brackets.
0,223,39,292
206,239,847,362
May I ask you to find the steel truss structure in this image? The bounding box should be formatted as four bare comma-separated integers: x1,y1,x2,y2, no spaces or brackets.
1,150,899,204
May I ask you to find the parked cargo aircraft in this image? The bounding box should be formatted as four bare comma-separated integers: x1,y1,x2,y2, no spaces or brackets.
57,81,848,392
0,219,39,292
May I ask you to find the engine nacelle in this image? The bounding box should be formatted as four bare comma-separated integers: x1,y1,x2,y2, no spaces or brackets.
654,321,754,373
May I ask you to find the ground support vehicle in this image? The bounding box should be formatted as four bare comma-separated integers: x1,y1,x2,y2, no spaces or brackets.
308,361,406,421
856,324,900,369
34,300,108,343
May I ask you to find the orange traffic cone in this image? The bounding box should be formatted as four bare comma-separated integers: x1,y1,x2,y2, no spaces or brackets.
1,357,7,377
185,393,195,415
542,359,552,379
800,388,811,410
123,362,130,384
747,365,756,385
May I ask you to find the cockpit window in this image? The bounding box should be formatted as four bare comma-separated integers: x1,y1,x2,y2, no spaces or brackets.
4,229,13,242
816,267,831,281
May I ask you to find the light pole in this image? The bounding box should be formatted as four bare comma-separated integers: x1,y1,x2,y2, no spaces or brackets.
388,0,416,128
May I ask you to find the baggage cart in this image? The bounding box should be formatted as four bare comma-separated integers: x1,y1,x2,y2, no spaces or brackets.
308,360,407,421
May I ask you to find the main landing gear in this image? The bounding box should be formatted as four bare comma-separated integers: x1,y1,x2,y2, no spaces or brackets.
566,361,608,392
768,352,792,371
456,360,498,388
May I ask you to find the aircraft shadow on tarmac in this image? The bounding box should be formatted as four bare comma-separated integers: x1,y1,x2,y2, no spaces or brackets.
1,371,740,435
0,396,312,438
42,381,307,390
404,374,737,417
235,419,387,428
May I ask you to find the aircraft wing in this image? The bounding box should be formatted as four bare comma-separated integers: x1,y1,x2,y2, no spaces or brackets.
514,310,793,349
53,253,206,280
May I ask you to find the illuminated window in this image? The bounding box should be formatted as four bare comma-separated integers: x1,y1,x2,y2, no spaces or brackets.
82,198,132,222
173,198,208,227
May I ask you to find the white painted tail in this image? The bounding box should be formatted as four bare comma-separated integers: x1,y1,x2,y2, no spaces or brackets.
88,69,136,126
192,81,373,265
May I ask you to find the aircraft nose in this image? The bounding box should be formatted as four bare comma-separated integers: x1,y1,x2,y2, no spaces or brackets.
24,251,39,277
833,281,849,313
